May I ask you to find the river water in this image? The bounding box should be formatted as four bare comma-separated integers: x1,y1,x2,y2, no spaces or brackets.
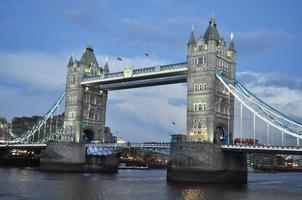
0,168,301,200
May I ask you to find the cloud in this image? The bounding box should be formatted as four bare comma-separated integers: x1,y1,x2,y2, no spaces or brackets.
65,0,107,33
237,71,302,119
234,71,302,145
119,15,207,52
236,30,295,55
0,52,67,93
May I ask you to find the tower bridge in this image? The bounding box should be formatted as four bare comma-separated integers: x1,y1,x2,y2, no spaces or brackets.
2,17,302,183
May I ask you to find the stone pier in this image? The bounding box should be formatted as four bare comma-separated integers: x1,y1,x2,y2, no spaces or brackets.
40,142,118,173
167,142,247,183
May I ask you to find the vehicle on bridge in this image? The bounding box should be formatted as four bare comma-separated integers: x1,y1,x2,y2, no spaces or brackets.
234,138,259,145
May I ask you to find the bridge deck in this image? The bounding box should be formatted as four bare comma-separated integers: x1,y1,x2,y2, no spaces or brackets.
222,145,302,155
0,143,46,149
80,62,188,90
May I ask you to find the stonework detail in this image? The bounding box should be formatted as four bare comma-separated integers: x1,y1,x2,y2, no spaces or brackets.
186,18,236,143
64,43,109,143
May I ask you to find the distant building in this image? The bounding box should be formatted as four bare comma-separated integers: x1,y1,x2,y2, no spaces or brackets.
116,137,126,144
103,126,117,143
12,114,64,138
170,134,187,142
0,117,11,140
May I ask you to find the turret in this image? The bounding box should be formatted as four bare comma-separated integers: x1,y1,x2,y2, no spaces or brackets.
187,25,196,54
227,32,236,60
103,56,109,74
67,54,74,67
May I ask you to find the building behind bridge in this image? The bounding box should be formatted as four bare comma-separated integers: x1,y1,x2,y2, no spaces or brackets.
10,114,116,143
0,117,11,140
12,114,65,138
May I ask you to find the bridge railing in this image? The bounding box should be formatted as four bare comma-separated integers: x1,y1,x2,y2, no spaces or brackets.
81,62,188,83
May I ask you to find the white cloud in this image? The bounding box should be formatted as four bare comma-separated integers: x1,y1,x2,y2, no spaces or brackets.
237,71,302,119
0,52,67,90
109,84,186,134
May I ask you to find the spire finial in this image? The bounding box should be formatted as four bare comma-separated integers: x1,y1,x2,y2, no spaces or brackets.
191,24,194,32
211,12,215,19
105,56,108,62
71,51,74,57
87,40,94,51
230,32,234,40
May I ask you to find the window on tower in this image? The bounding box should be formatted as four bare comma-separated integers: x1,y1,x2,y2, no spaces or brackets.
193,103,207,111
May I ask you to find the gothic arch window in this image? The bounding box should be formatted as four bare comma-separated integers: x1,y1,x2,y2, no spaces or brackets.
215,101,219,112
68,125,73,134
203,83,208,90
89,109,95,120
219,100,224,113
224,104,229,114
197,121,202,129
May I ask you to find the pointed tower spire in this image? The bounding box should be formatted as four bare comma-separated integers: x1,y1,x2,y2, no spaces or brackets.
187,25,196,46
203,17,221,43
228,32,236,52
104,56,109,74
80,41,98,66
67,53,74,66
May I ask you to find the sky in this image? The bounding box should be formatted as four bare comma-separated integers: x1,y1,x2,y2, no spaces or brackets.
0,0,302,142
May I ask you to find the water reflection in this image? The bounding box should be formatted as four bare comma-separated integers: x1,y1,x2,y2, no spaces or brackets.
0,168,301,200
182,188,205,200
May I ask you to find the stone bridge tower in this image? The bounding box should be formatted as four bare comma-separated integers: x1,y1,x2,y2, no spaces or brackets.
168,18,246,183
186,18,236,143
63,43,108,143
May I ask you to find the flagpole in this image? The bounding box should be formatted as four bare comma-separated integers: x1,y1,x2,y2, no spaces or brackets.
171,121,175,135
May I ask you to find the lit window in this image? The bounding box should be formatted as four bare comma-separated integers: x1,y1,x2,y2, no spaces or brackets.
197,122,202,129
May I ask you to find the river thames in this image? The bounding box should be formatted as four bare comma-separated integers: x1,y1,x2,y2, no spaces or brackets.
0,168,301,200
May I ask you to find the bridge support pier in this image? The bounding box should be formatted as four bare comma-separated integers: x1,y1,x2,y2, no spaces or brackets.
167,143,247,183
40,142,118,173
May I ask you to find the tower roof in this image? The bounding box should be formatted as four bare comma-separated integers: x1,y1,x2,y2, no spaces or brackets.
86,41,94,51
67,55,74,66
228,32,236,52
187,29,196,45
203,17,221,43
228,39,236,52
104,56,109,73
80,41,98,66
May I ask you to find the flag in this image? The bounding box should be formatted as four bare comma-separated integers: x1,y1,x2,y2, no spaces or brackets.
172,121,175,125
144,53,149,57
117,57,123,61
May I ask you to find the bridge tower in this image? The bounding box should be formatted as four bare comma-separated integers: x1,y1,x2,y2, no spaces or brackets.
63,43,108,143
168,18,245,183
186,18,236,143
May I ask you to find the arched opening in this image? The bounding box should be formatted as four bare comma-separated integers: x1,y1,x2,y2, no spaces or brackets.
83,129,95,142
214,127,225,144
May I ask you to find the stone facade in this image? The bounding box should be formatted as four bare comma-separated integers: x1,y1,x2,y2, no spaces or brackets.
64,43,109,143
167,142,247,183
186,18,236,143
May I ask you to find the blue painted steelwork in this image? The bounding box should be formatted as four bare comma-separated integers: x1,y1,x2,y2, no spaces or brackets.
86,143,171,156
81,62,188,90
11,92,66,143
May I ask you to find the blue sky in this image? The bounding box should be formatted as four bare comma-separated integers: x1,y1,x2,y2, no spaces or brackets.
0,0,302,142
